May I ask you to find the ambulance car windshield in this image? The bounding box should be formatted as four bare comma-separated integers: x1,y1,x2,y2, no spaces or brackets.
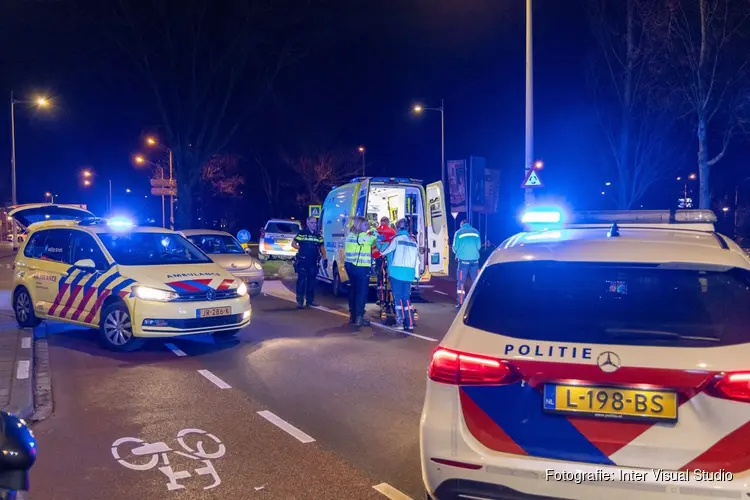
98,232,212,266
186,234,244,254
464,261,750,348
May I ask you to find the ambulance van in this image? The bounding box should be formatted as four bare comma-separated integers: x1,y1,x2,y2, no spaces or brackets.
317,177,449,296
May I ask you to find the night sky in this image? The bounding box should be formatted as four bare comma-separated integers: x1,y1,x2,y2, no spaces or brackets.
1,0,746,240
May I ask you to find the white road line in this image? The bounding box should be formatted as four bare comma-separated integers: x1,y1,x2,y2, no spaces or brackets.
16,360,30,380
197,369,231,389
21,337,31,349
310,304,349,318
165,343,187,357
257,410,315,443
434,290,449,296
370,321,438,342
372,483,413,500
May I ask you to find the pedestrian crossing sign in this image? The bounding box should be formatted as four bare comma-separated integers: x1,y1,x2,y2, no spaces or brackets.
309,205,322,218
522,169,543,188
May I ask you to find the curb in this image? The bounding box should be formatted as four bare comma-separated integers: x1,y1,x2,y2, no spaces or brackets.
2,327,34,421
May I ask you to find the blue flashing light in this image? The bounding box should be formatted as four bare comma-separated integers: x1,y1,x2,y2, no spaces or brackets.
521,208,563,224
107,217,135,229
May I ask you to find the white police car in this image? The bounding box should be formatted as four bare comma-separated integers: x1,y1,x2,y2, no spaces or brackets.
421,208,750,499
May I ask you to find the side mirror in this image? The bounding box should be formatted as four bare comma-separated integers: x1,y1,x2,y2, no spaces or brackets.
73,259,96,271
0,412,36,492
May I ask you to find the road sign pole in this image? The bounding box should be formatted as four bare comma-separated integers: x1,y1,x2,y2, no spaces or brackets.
161,195,165,228
169,149,174,230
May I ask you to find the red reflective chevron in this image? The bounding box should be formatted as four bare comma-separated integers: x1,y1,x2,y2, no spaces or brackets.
84,289,111,324
71,287,97,321
217,279,234,291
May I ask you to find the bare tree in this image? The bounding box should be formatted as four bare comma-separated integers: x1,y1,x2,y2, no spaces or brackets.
111,0,321,225
201,154,245,198
587,0,678,208
256,157,284,215
657,0,750,208
283,150,361,207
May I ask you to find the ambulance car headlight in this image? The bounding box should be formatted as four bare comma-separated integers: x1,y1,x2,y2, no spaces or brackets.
133,285,178,302
236,281,248,297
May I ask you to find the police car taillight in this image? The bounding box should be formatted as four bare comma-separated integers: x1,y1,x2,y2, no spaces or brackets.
428,347,519,386
708,372,750,403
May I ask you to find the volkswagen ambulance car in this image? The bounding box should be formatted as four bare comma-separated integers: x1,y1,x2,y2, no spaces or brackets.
10,205,251,352
318,177,449,296
421,207,750,500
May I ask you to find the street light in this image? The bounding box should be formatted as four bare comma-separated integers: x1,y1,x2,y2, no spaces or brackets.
83,179,91,187
534,160,543,170
10,91,51,249
126,188,131,193
412,99,445,191
145,136,175,230
358,146,366,176
134,155,145,165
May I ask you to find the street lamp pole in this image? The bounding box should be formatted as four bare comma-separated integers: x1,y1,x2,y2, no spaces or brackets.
440,98,445,191
168,149,174,230
10,92,17,249
524,0,534,206
108,180,112,214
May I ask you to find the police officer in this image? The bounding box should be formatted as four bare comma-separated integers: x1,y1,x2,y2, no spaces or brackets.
292,216,327,309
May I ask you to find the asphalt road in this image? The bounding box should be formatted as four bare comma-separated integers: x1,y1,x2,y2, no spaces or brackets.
0,249,460,500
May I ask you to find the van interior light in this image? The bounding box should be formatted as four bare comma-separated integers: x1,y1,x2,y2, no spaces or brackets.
107,217,134,229
521,208,563,224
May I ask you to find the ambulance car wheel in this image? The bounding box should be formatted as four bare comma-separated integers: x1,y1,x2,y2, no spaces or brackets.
99,302,145,352
14,288,41,328
332,266,345,297
212,329,240,340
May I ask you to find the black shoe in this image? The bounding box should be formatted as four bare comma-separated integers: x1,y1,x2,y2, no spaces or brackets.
307,302,319,307
297,303,305,309
349,316,357,324
356,317,371,327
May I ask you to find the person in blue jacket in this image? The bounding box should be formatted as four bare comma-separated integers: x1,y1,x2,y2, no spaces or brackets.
452,218,482,308
377,218,420,331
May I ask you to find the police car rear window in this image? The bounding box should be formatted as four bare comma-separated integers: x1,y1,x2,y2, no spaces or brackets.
464,261,750,347
265,222,300,234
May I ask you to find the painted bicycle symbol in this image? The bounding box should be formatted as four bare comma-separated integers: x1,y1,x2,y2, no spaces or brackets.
111,428,226,491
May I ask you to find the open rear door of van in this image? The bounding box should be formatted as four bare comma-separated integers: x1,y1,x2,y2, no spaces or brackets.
426,181,449,276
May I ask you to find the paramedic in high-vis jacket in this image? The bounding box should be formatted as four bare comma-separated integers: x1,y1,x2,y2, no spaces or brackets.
452,218,482,308
376,218,419,332
344,216,378,326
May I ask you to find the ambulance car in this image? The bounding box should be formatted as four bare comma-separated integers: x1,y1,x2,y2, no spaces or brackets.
10,204,251,352
421,207,750,500
317,177,449,296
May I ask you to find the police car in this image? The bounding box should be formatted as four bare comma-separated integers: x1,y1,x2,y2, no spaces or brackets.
421,208,750,500
10,205,251,352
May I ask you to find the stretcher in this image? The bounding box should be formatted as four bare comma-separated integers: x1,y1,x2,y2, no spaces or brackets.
375,258,419,326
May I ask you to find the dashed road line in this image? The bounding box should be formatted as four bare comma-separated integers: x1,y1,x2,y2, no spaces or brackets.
197,369,231,389
165,343,187,357
433,290,449,296
257,410,315,443
21,337,31,349
16,360,30,380
369,321,438,342
372,483,413,500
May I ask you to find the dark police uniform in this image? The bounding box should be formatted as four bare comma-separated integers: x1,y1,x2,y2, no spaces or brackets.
293,228,324,307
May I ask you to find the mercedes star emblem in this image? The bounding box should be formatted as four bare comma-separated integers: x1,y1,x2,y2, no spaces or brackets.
596,351,621,373
206,289,216,301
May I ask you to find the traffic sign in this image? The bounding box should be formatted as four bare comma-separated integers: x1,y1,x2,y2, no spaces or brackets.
522,169,543,188
309,204,322,218
151,187,177,196
150,178,176,188
237,229,251,243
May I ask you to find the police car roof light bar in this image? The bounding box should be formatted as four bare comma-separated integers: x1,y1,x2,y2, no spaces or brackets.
567,209,717,225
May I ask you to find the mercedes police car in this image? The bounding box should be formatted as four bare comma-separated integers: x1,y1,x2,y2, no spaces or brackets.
421,208,750,500
10,205,251,352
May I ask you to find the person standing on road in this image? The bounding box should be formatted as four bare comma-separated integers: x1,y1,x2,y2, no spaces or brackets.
377,218,419,332
344,216,378,326
452,218,481,308
292,216,327,309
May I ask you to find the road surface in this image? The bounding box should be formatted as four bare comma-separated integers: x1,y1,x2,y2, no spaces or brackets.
0,250,460,500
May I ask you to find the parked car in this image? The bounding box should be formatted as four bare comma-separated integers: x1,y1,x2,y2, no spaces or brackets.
182,229,264,296
258,219,301,262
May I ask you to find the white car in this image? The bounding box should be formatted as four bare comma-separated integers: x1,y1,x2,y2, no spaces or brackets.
258,219,301,261
421,208,749,500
